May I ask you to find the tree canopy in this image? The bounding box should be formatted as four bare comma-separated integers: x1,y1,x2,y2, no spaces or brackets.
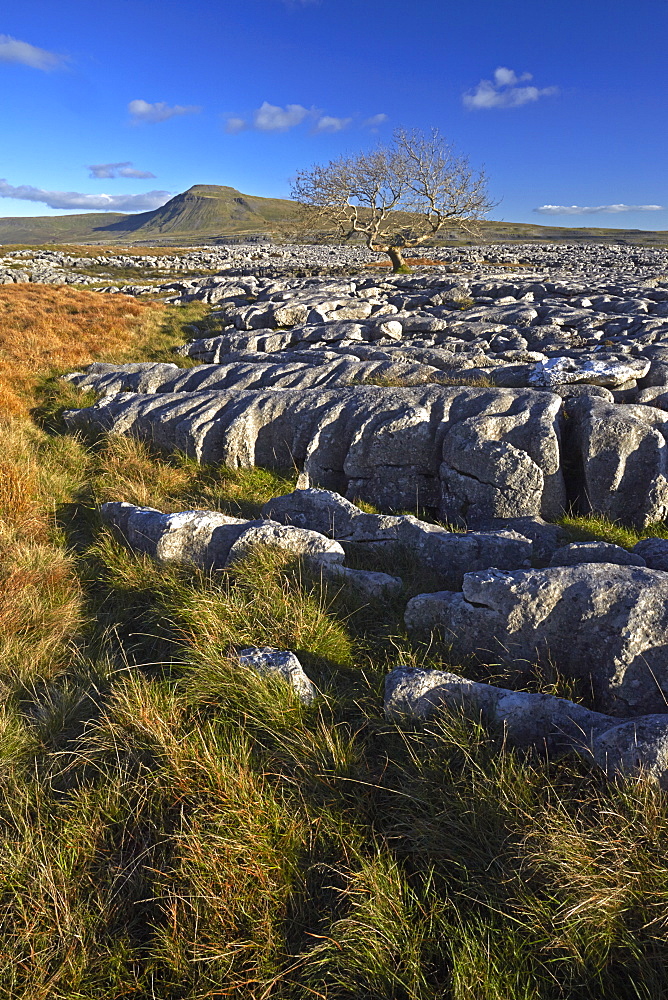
290,128,494,271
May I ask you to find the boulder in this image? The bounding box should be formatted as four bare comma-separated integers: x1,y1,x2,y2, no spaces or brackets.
226,522,345,566
468,515,566,564
262,488,362,538
100,502,345,570
404,563,668,716
633,537,668,571
384,665,668,786
237,647,317,703
548,541,645,567
529,356,650,389
566,397,668,527
100,502,251,567
319,563,403,600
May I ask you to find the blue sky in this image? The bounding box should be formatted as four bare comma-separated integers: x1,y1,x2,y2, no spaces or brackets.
1,0,666,230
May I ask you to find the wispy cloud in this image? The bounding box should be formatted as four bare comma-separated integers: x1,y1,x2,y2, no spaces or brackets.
88,162,156,179
128,99,201,124
314,115,352,133
363,113,389,130
0,33,64,71
535,203,666,215
463,67,558,110
0,179,170,212
224,116,248,134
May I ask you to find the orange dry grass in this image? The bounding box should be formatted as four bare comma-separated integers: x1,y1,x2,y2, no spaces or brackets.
0,552,84,682
0,458,44,539
0,284,160,414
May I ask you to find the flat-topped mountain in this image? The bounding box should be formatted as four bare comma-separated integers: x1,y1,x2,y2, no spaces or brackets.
0,184,666,246
98,185,300,239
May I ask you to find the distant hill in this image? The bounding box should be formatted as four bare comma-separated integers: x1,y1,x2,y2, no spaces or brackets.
0,185,301,246
96,185,300,240
0,184,666,246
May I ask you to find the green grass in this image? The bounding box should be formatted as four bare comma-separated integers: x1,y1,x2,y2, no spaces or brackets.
558,513,668,550
5,299,668,996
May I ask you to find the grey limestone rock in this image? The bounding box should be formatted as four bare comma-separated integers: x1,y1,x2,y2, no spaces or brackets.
548,383,615,402
237,647,317,703
262,488,532,588
636,386,668,410
529,356,650,389
467,515,566,564
638,361,668,388
102,499,402,602
566,397,668,527
384,666,668,786
100,501,345,570
226,521,345,566
262,488,363,538
66,385,567,522
438,389,565,524
633,537,668,571
404,563,668,716
548,541,646,567
65,357,449,396
318,562,403,600
100,502,251,567
64,362,183,395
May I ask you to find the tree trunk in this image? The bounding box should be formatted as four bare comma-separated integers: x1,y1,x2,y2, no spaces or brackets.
386,246,411,273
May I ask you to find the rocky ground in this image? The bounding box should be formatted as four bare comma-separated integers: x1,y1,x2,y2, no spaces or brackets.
26,240,668,785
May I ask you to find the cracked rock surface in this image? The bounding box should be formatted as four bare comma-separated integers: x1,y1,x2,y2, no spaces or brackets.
262,487,532,587
66,385,566,523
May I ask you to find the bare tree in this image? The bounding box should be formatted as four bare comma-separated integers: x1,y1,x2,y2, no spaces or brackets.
289,128,494,272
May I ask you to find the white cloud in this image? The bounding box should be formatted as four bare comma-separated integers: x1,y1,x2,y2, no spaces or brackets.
224,116,248,134
492,67,526,87
362,113,389,129
88,162,156,179
0,34,64,71
463,67,559,110
253,101,310,131
314,115,352,133
226,101,362,135
0,179,170,212
535,203,666,215
128,99,201,124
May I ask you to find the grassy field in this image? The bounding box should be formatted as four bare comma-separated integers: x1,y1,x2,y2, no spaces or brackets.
2,284,668,998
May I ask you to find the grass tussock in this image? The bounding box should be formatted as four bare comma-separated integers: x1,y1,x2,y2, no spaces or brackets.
4,279,668,995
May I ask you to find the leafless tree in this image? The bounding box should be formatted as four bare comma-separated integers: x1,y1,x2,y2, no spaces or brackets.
289,128,495,272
